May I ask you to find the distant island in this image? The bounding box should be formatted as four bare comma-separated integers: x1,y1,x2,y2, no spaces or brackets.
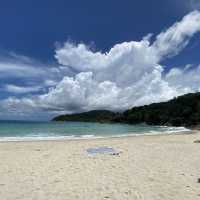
52,92,200,127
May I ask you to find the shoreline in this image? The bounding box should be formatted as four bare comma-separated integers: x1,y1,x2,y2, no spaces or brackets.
0,128,194,143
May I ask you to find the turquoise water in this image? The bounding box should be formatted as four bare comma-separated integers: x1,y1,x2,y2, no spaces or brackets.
0,121,189,141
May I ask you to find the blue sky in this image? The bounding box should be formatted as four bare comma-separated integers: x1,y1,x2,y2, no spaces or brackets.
0,0,200,120
0,0,198,63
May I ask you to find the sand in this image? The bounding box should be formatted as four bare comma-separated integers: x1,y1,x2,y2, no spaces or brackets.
0,132,200,200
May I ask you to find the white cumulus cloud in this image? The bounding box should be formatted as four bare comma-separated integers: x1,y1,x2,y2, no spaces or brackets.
152,10,200,59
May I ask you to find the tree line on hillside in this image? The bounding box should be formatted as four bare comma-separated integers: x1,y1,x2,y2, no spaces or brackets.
52,92,200,127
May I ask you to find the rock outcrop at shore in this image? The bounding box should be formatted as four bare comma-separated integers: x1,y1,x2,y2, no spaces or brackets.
52,92,200,127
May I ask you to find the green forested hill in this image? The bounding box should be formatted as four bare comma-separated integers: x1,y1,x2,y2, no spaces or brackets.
52,110,116,123
113,92,200,127
52,92,200,127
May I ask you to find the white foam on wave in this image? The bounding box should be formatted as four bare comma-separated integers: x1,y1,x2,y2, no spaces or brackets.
0,134,105,142
163,126,190,133
99,126,191,138
80,134,95,138
0,135,76,142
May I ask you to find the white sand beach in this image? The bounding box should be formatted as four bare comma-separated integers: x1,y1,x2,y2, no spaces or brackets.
0,132,200,200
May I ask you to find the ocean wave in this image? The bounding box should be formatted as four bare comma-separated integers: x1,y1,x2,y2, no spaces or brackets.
0,126,191,142
0,135,76,142
0,134,105,142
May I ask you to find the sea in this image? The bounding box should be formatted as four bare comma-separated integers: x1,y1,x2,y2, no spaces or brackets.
0,120,190,141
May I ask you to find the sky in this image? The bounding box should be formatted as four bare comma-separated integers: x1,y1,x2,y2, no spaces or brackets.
0,0,200,120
